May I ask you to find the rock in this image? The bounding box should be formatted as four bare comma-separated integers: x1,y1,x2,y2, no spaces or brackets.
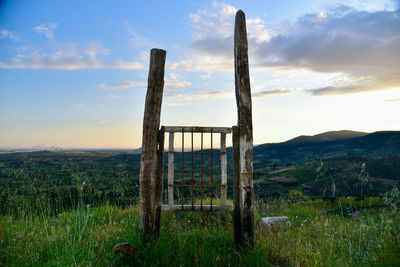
260,216,291,228
112,242,136,266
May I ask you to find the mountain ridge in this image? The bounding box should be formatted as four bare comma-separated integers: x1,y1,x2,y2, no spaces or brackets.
284,130,368,144
253,130,400,166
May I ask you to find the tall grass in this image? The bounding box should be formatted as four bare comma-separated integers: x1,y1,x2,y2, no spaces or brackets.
1,196,399,266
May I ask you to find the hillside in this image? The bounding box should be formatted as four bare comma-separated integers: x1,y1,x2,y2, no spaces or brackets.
253,130,400,167
1,130,399,208
285,130,367,144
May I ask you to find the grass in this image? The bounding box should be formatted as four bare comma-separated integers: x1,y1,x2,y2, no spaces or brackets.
1,197,399,266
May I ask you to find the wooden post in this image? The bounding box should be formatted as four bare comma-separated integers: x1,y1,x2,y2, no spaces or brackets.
220,133,227,206
233,10,254,248
232,126,243,245
155,126,164,237
168,132,174,206
139,48,166,241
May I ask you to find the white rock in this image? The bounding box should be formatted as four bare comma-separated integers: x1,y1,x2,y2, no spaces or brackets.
260,216,291,228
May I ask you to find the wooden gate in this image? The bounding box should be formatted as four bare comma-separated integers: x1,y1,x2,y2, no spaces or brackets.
139,10,254,247
161,126,233,211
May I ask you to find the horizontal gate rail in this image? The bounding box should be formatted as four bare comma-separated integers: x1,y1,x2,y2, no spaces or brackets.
162,204,233,211
164,126,232,134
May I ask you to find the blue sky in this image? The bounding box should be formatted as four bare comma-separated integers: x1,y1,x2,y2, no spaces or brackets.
1,0,399,148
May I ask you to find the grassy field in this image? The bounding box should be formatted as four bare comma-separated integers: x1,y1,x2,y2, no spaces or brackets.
1,151,399,266
1,195,399,266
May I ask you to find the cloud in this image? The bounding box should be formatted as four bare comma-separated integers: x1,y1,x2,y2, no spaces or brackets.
33,23,58,40
173,2,400,95
169,2,274,71
107,94,119,99
120,120,137,127
189,1,237,41
0,45,145,70
124,22,156,48
200,72,212,79
96,120,112,124
0,29,19,40
169,2,239,71
98,80,145,90
72,104,85,109
165,102,192,107
98,73,191,92
85,42,109,58
164,73,192,90
170,90,234,101
252,6,400,94
165,80,192,90
252,88,295,98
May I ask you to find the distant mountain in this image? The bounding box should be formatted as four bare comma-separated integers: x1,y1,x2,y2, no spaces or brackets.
285,130,368,144
252,130,400,167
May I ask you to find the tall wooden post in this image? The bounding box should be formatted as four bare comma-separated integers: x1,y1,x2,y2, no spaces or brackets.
233,10,254,248
155,126,165,237
139,48,166,241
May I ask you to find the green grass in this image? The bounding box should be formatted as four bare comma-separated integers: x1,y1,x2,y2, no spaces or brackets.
1,197,399,266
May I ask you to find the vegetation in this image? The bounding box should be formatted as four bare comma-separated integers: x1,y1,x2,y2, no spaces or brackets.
1,131,399,266
1,195,399,266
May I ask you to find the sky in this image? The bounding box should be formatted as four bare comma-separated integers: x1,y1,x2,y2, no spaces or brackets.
0,0,399,149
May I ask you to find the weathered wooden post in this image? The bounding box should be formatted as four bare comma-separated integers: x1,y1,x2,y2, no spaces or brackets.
155,126,164,237
233,10,254,248
139,48,166,241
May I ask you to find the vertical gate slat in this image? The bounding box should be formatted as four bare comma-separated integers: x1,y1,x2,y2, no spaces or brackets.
220,133,227,206
168,132,174,206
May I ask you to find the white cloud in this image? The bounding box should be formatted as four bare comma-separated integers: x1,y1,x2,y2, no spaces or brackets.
107,94,119,99
0,44,145,70
164,72,192,90
33,23,58,40
252,88,295,98
200,72,212,79
175,2,400,95
120,120,137,127
257,6,400,95
124,21,156,48
97,73,191,92
96,120,112,124
165,80,192,90
165,102,192,107
85,42,109,58
170,1,270,71
0,29,19,40
98,80,145,90
168,90,233,101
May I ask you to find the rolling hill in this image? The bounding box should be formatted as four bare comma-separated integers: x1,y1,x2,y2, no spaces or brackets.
253,130,400,167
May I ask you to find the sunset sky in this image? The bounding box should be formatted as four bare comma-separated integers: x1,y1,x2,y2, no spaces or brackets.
1,0,399,149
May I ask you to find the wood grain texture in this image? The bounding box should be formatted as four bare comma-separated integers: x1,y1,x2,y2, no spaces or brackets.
139,48,166,241
164,126,232,133
155,126,165,237
234,10,254,248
